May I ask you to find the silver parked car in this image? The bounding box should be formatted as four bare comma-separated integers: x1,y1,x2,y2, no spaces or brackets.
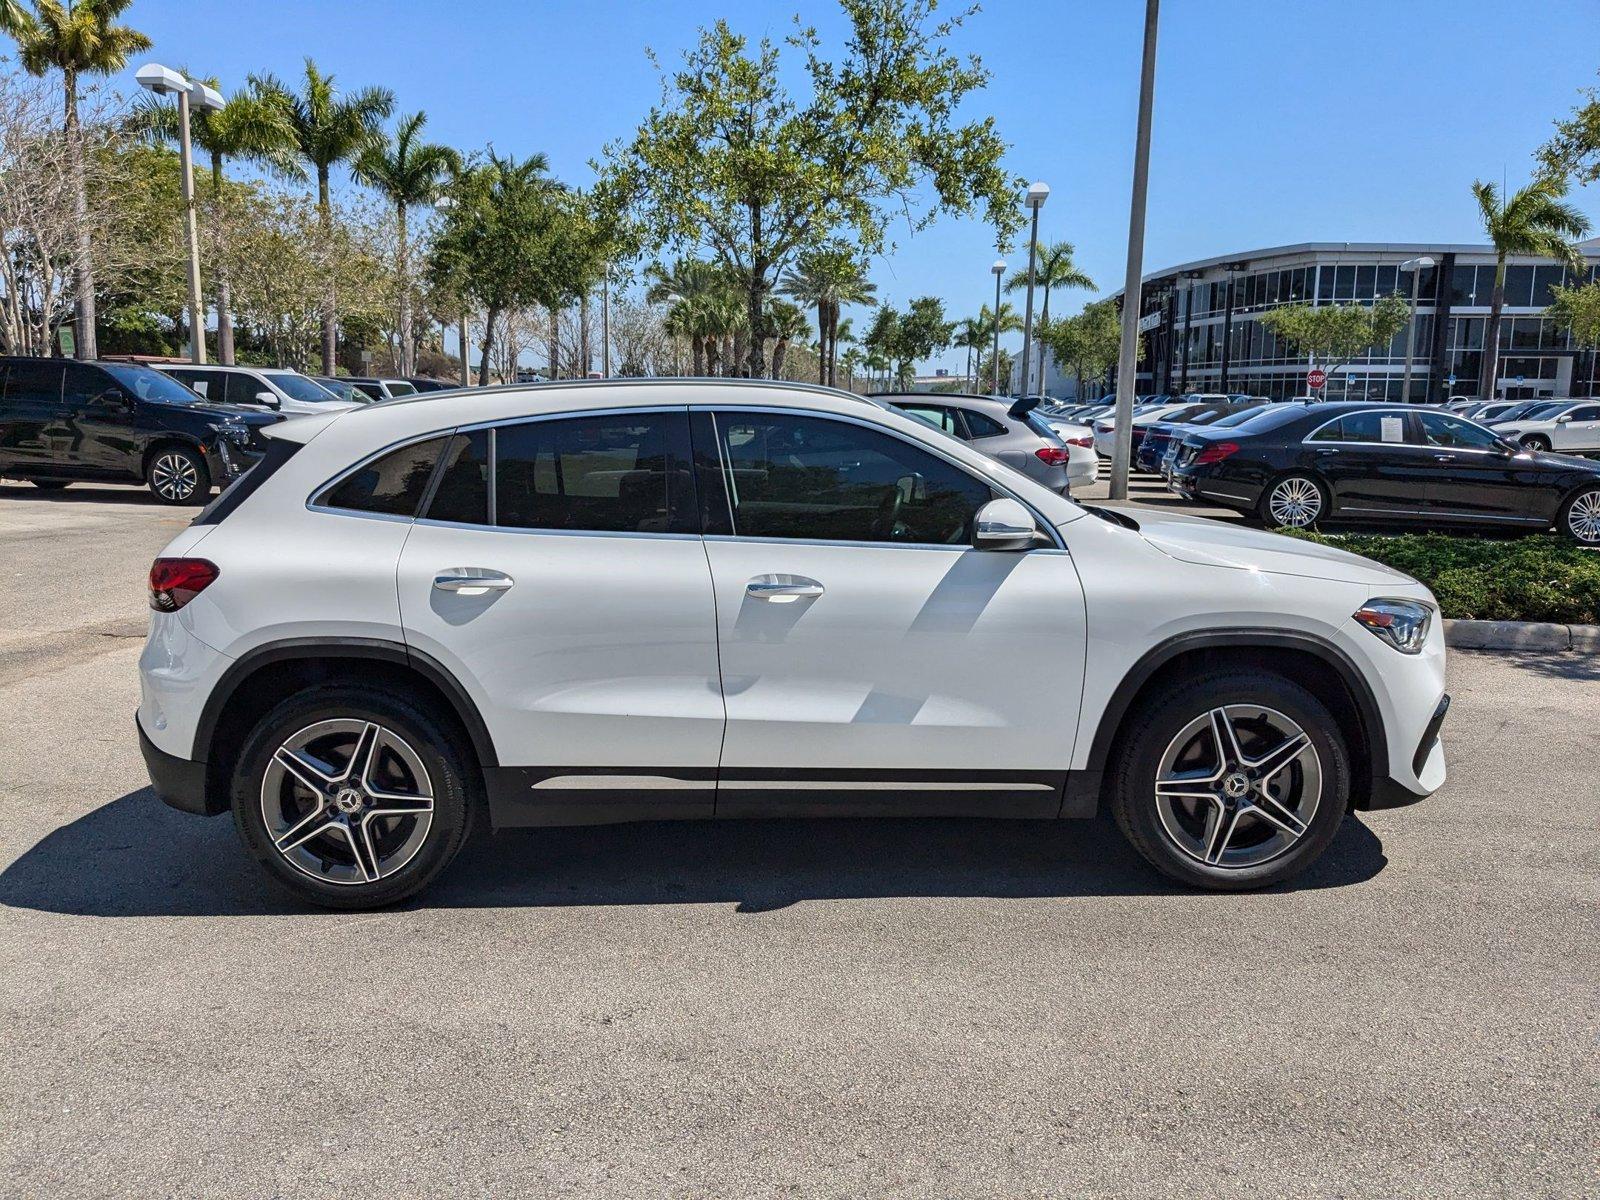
875,392,1079,492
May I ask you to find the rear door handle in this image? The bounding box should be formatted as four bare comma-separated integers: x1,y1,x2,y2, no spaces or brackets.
746,574,824,601
433,571,514,595
1432,453,1456,463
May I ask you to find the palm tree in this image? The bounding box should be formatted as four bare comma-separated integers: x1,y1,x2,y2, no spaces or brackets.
973,303,1023,393
1472,176,1591,399
780,247,877,387
3,1,150,359
647,258,743,376
1005,241,1095,326
354,112,460,376
254,59,394,373
134,78,301,363
839,346,864,392
763,299,809,380
951,317,983,390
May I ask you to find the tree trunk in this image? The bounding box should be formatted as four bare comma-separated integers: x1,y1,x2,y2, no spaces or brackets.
827,301,841,388
396,202,412,376
208,154,237,364
579,293,591,376
744,268,767,378
1479,256,1507,399
478,304,500,386
317,166,337,373
706,334,722,375
817,303,828,384
458,311,470,385
63,71,95,360
690,334,704,377
773,337,789,379
547,308,559,378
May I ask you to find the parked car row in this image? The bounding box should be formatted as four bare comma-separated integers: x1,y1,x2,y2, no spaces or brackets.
874,392,1097,492
0,354,459,503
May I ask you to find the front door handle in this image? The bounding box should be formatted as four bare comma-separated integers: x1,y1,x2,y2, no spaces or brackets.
434,571,514,595
746,574,824,601
1432,453,1456,463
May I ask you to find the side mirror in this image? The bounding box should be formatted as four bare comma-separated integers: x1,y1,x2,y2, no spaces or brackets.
94,388,130,410
973,497,1041,551
255,391,281,409
1555,414,1572,424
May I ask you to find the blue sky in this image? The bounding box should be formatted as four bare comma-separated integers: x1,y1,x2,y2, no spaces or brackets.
115,0,1600,371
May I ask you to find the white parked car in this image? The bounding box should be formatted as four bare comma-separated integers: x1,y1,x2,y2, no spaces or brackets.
1032,414,1100,488
1092,402,1197,458
160,364,358,416
137,381,1448,908
1490,399,1600,453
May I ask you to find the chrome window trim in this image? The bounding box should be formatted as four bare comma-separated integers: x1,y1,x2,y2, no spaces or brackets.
696,402,1067,551
1303,409,1416,445
307,428,458,520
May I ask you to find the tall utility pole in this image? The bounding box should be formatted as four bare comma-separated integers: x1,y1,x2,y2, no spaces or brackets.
1018,182,1050,398
990,259,1005,394
1399,255,1434,403
1109,0,1160,500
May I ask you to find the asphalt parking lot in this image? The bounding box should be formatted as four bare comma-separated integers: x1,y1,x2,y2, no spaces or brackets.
1,480,1596,1198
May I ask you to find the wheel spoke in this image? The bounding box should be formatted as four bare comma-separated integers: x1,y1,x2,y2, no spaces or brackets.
1249,792,1307,838
274,746,337,795
1247,731,1311,783
1208,707,1246,771
364,791,432,815
341,822,381,883
275,805,336,853
1205,804,1242,865
345,722,382,786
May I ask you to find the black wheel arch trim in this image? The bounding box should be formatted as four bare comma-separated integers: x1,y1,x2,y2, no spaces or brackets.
141,435,211,480
1061,628,1390,818
191,636,498,768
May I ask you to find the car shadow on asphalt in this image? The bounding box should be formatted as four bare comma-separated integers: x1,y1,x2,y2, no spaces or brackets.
0,483,182,507
0,788,1388,917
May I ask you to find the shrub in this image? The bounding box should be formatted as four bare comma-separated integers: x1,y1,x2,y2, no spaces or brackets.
1281,532,1600,624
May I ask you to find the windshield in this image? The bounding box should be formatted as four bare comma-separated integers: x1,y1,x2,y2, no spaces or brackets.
385,381,418,396
101,364,206,405
313,376,361,402
1211,405,1277,428
1518,402,1566,421
263,371,343,403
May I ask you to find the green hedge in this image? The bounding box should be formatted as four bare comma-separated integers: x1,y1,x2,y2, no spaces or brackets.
1281,531,1600,624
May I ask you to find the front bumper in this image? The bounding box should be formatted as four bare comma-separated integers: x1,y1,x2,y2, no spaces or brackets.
137,714,221,816
206,438,261,483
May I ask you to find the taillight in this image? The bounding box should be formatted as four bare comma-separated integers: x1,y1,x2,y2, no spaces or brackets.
149,558,219,612
1035,446,1071,466
1193,441,1240,465
1065,435,1094,448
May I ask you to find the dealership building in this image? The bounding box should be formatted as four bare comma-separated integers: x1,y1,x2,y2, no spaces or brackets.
1035,239,1600,403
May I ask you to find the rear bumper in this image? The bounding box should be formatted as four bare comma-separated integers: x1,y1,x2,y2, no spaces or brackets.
137,714,222,816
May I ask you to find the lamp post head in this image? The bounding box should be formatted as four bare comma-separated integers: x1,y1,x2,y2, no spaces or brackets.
991,259,1006,276
188,81,225,112
1400,256,1436,272
1025,181,1051,210
135,63,190,96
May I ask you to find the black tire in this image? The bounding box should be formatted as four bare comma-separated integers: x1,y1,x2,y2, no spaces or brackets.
1256,472,1328,530
1521,434,1551,453
1558,484,1600,546
230,686,477,909
1109,670,1351,891
145,444,210,505
30,479,71,491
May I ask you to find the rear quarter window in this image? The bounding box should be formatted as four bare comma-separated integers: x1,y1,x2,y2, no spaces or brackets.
318,437,448,517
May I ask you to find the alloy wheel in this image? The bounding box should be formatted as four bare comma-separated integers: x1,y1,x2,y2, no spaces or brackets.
1153,704,1322,869
150,452,199,501
1568,489,1600,542
260,719,435,886
1268,477,1322,527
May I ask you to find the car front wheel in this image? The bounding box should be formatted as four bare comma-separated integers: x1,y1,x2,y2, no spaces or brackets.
1521,434,1551,452
1109,670,1350,890
146,446,210,504
1559,485,1600,545
1258,473,1327,530
230,686,477,908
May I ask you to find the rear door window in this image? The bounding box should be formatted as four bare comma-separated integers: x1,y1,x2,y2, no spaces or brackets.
5,360,64,408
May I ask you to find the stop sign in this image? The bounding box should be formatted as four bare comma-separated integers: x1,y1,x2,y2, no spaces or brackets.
1307,368,1327,389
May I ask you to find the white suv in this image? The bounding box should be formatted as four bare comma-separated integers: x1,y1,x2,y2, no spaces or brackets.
137,381,1449,907
159,364,358,416
1490,399,1600,454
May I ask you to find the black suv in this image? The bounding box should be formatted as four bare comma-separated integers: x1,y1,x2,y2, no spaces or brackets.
0,357,278,504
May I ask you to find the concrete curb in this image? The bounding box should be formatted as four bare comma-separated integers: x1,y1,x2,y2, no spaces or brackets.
1444,619,1600,652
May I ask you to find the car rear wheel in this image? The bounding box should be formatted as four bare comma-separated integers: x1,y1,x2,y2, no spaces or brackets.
1521,434,1551,452
146,446,210,505
1559,485,1600,546
1258,473,1327,529
230,686,477,909
1109,671,1350,890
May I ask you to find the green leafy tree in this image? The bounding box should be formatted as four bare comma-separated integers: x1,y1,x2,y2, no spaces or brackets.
1470,176,1590,399
1038,301,1124,399
1005,241,1094,326
599,0,1021,379
254,59,394,373
2,0,150,359
1539,71,1600,185
1257,293,1412,395
1548,280,1600,350
354,112,461,376
133,77,301,363
429,152,599,385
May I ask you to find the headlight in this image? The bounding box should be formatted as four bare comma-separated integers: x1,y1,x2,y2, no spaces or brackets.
1353,598,1433,654
220,424,251,447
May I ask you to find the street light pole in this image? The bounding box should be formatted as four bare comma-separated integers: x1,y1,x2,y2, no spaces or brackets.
137,65,222,366
1399,255,1435,404
1018,182,1050,398
990,259,1005,394
1109,0,1160,501
601,266,611,377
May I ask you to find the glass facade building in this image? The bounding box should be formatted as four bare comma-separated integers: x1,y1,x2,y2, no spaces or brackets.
1111,241,1600,403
